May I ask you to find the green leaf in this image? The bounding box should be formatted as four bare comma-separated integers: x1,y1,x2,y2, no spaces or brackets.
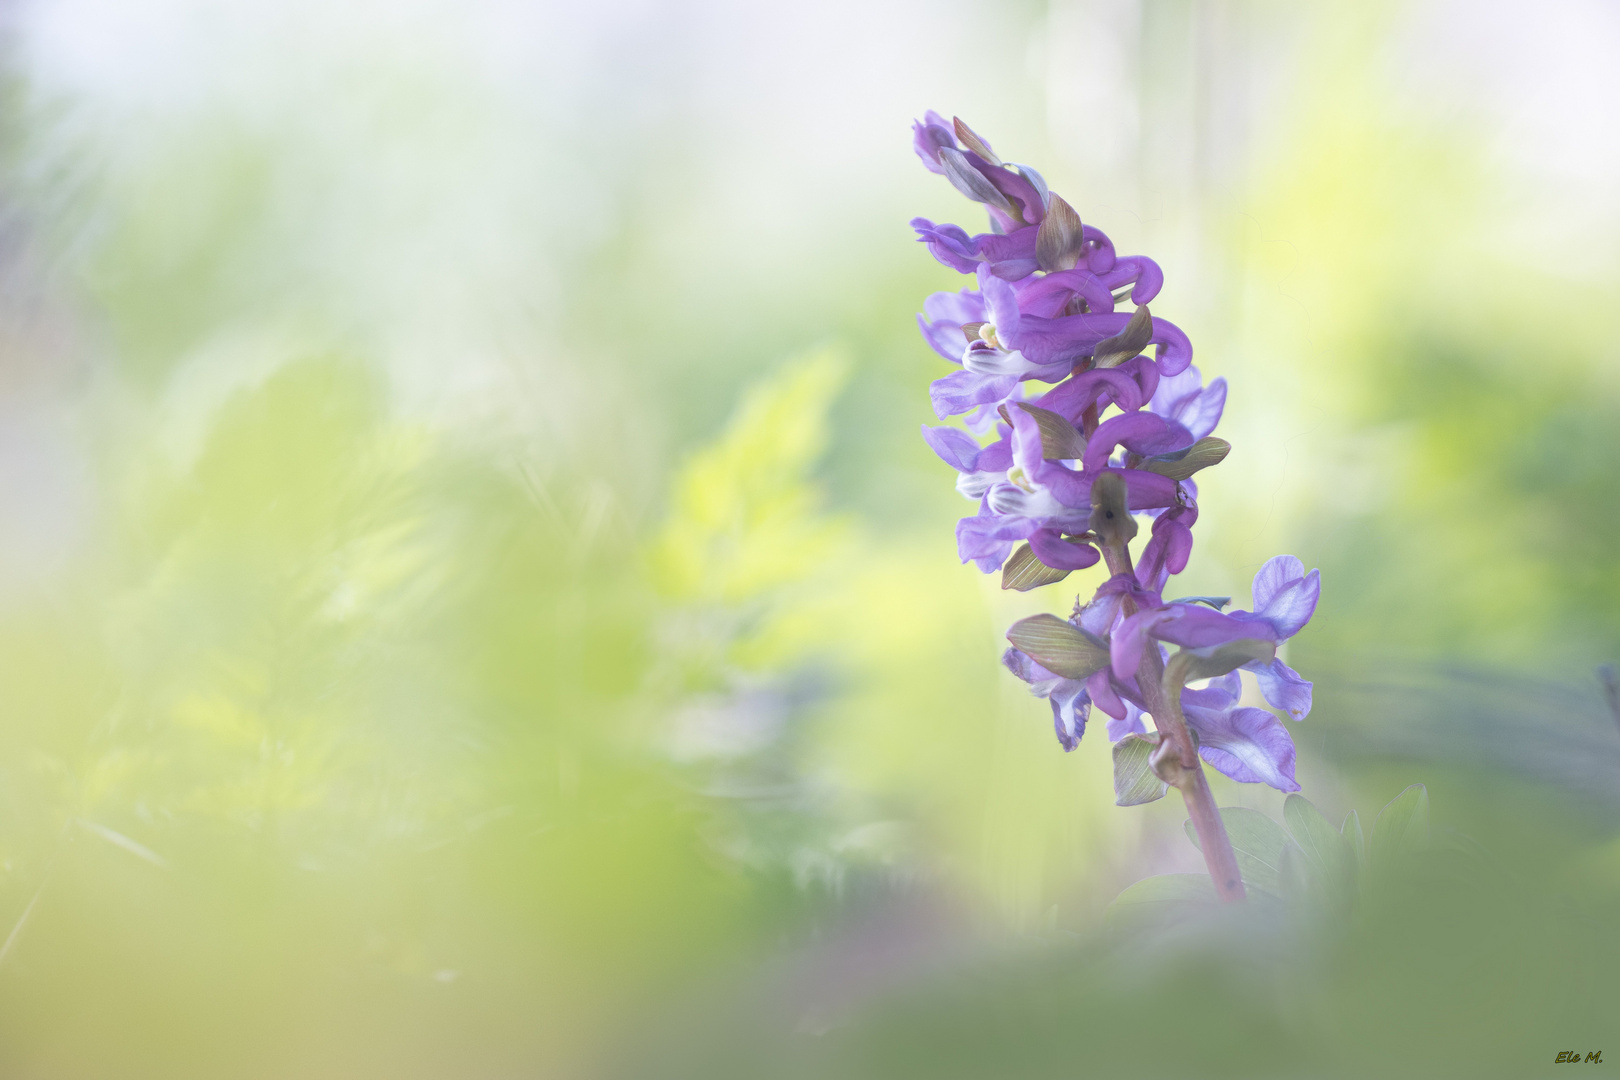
1093,304,1153,368
1139,437,1231,481
1106,873,1217,930
1370,783,1430,867
1005,614,1109,680
1283,794,1358,901
1112,733,1168,806
1341,808,1365,872
1277,843,1311,906
999,543,1072,591
1184,806,1294,895
1177,638,1277,681
1014,403,1086,460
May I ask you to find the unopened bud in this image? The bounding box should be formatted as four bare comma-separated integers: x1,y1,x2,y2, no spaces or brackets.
1036,193,1084,273
951,116,1002,167
1088,472,1138,548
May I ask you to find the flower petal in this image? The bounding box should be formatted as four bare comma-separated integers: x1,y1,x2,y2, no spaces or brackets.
1082,412,1195,473
1050,682,1090,752
929,370,1018,419
1106,700,1149,741
1087,666,1126,720
1028,527,1100,571
1254,565,1320,640
1183,704,1300,792
1248,657,1313,720
921,424,983,472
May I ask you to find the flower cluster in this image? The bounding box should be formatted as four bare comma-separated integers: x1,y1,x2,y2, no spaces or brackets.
912,112,1319,793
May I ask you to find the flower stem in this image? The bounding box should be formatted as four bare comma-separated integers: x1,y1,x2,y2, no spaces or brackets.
1156,651,1246,902
1096,536,1246,903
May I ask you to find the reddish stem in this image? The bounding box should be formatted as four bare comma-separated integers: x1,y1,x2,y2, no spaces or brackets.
1097,538,1246,902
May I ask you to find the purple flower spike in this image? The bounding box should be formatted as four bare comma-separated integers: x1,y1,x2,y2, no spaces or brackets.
910,113,1321,789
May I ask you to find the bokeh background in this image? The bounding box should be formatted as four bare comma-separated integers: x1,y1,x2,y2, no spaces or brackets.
0,0,1616,1076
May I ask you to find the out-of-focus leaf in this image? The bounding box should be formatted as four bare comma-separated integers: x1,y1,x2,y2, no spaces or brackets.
1015,402,1086,460
1277,842,1311,907
1106,873,1217,930
1092,305,1153,368
1370,783,1429,866
1139,437,1231,481
1005,614,1108,680
1283,794,1357,903
1000,543,1071,591
647,349,851,604
1342,808,1365,871
1112,733,1168,806
1184,806,1294,895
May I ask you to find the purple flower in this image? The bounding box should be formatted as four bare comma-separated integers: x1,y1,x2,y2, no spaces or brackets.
912,219,1040,280
1111,557,1319,707
910,113,1321,793
1003,557,1318,790
1147,365,1226,440
1002,647,1091,751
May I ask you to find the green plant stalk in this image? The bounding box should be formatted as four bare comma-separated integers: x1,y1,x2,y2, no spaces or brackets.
1156,650,1246,901
1095,532,1246,903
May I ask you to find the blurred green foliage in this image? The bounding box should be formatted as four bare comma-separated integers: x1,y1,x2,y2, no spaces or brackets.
0,2,1614,1077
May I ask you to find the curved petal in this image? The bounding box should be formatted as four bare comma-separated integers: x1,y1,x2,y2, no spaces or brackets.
1109,256,1164,304
1251,555,1304,612
912,112,957,173
911,219,982,274
1149,367,1227,440
1016,268,1117,318
1034,368,1144,422
1087,666,1126,720
923,285,986,327
1181,671,1242,710
956,500,1034,571
929,370,1018,419
1250,558,1320,640
1184,704,1300,792
1050,682,1090,751
921,424,983,471
1151,604,1280,652
1110,608,1174,681
1106,700,1149,741
1029,527,1100,571
1247,657,1313,720
1136,505,1196,591
1082,412,1195,473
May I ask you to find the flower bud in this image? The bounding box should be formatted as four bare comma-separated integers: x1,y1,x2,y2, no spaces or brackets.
1088,471,1138,548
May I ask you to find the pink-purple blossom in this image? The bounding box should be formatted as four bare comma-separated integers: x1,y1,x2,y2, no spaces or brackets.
912,111,1319,792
